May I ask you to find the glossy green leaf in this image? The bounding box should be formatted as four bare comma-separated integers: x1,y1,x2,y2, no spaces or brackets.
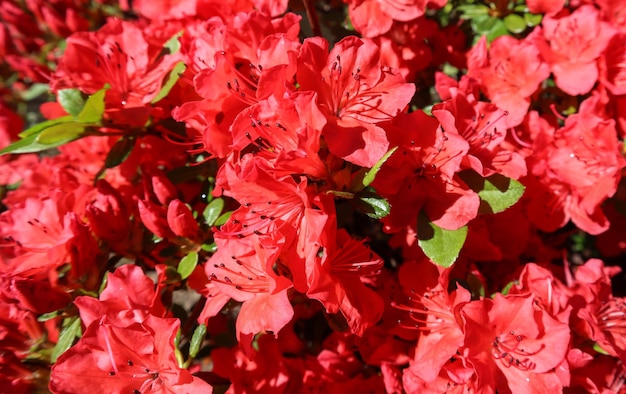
593,342,610,355
18,116,74,138
105,137,135,168
77,86,107,123
36,122,84,145
189,324,207,359
457,4,490,19
214,211,232,227
177,251,198,280
486,19,508,42
360,146,397,190
203,197,224,226
1,126,82,155
51,316,82,363
417,211,467,268
58,89,86,117
151,61,186,104
504,14,527,34
524,13,543,26
164,30,183,55
460,171,525,214
354,188,391,219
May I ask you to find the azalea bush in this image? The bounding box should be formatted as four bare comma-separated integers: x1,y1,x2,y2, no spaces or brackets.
2,0,626,392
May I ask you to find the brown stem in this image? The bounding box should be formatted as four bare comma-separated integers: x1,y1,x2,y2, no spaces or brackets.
302,0,322,37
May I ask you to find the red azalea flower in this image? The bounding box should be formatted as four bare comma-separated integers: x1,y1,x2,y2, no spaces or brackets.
599,33,626,96
374,110,479,231
525,97,625,234
534,5,617,96
467,35,549,128
216,156,327,245
205,234,294,343
306,228,384,336
460,294,570,394
372,18,435,81
49,315,212,393
129,0,198,20
51,18,182,126
297,35,415,167
0,192,99,284
525,0,564,15
433,92,526,179
344,0,429,38
211,334,299,394
74,264,167,328
394,259,470,383
568,259,626,363
230,91,328,179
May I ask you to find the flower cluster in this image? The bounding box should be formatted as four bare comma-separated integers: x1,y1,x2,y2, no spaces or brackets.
1,0,626,393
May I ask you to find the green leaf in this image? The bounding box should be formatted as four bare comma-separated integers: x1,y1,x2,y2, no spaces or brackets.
58,89,86,117
38,310,62,322
524,13,543,27
326,190,355,199
354,188,391,219
177,251,198,280
214,211,232,226
201,242,217,253
36,122,85,145
593,342,610,355
164,30,184,55
189,324,207,359
1,127,82,155
77,86,108,123
105,137,135,168
485,19,508,42
350,146,398,192
51,316,82,363
457,4,491,19
203,197,224,226
459,171,525,214
151,61,186,104
20,83,50,101
500,280,517,295
417,211,468,268
18,115,74,138
504,14,527,34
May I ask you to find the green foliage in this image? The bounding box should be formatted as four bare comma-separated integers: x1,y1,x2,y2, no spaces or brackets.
203,198,225,227
417,211,468,268
151,61,186,104
51,317,82,363
354,188,391,219
177,251,198,280
1,87,108,155
350,147,398,192
189,324,207,359
104,137,135,169
459,171,525,214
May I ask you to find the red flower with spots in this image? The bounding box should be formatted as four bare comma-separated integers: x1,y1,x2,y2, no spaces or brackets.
306,228,384,336
49,315,212,394
467,35,549,128
204,233,294,346
344,0,430,38
394,260,470,384
51,18,182,126
297,36,415,167
229,91,328,179
534,5,617,96
524,97,625,234
460,294,570,394
374,110,479,232
433,93,526,179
